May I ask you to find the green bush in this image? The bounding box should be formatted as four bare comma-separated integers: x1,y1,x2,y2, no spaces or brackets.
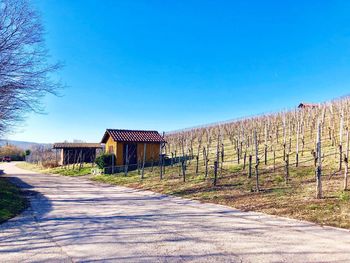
274,175,284,183
95,154,115,169
339,191,350,201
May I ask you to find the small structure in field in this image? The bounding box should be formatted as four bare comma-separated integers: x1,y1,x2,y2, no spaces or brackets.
100,129,165,166
53,143,103,165
298,102,318,109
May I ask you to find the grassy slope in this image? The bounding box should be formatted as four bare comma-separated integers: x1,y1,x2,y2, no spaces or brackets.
0,178,27,223
91,163,350,229
17,162,92,176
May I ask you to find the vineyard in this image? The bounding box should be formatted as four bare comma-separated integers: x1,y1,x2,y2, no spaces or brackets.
92,97,350,228
164,98,350,196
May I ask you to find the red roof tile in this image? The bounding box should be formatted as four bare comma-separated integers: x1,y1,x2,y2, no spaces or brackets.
101,129,165,143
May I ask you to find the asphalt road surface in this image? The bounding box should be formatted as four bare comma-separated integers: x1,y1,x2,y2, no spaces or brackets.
1,162,350,263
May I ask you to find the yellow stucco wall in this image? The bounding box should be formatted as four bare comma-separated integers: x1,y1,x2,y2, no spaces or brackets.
116,142,124,165
104,133,161,166
136,143,160,163
105,135,117,156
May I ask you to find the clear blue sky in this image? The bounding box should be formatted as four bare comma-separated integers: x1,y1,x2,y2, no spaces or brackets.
7,0,350,143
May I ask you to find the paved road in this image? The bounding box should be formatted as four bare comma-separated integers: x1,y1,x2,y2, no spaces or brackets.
1,162,350,262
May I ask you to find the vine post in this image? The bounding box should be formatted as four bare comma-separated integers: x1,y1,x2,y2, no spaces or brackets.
141,143,147,179
254,130,260,192
344,127,349,190
316,120,323,199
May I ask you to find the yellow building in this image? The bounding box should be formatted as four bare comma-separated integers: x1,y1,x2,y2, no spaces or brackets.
100,129,165,166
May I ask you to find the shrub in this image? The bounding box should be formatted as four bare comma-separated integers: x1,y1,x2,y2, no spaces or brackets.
41,160,59,168
95,154,115,169
274,175,284,183
339,191,350,201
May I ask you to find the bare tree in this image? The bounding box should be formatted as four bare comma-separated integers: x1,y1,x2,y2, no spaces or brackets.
0,0,61,136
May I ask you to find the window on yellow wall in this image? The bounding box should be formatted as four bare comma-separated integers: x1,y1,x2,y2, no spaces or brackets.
109,146,114,154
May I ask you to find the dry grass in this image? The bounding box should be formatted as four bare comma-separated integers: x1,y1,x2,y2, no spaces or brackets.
17,162,93,177
91,161,350,229
17,159,350,229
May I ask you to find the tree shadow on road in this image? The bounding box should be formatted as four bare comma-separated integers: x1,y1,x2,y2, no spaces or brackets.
1,172,350,262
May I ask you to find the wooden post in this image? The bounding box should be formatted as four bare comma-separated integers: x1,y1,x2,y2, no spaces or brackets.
283,115,286,161
288,120,292,154
137,159,141,175
160,154,163,180
237,147,240,164
79,150,82,169
264,122,268,165
159,142,163,180
80,152,85,170
296,120,300,167
273,149,276,172
344,128,349,190
111,152,115,174
221,143,224,163
240,141,243,163
124,144,129,176
181,136,186,179
72,150,76,169
203,146,207,175
182,160,186,182
219,142,223,177
213,161,218,186
195,155,199,175
243,151,247,170
216,134,220,163
141,143,146,179
196,142,201,168
254,130,260,192
316,121,322,199
248,154,252,178
216,134,220,179
301,122,305,156
220,156,223,178
339,112,344,171
285,153,289,184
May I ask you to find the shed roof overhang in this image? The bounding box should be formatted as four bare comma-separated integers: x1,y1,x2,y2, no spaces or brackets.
101,129,166,144
53,143,102,149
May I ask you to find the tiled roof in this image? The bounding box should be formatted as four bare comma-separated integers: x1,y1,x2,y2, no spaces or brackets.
101,129,165,143
53,143,102,149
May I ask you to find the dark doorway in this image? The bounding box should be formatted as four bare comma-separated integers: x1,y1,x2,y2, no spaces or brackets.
123,143,137,165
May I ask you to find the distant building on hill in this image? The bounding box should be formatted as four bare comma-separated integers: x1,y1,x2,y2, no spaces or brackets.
53,143,102,165
298,102,319,109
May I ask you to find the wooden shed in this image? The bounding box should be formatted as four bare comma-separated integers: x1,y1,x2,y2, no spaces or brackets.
100,129,166,166
53,143,103,165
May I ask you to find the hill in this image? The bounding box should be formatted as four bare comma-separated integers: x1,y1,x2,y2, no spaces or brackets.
0,140,50,150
